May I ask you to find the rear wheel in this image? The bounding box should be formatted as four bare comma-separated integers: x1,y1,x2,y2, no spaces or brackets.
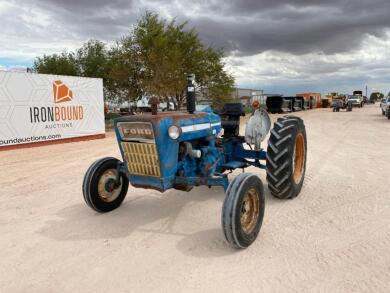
222,173,265,249
266,116,307,199
83,157,129,213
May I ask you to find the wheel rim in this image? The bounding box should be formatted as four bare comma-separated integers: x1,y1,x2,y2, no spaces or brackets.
97,169,122,202
293,133,305,184
240,188,260,234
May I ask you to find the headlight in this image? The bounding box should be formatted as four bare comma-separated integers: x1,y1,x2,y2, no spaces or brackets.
168,125,181,139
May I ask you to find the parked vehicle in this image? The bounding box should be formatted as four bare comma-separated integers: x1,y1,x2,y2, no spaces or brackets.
369,92,383,104
380,98,386,108
347,95,364,107
331,99,352,112
118,96,175,114
368,94,376,104
136,96,175,112
381,96,390,119
266,95,292,113
331,100,343,112
351,91,365,107
283,96,303,112
82,75,308,249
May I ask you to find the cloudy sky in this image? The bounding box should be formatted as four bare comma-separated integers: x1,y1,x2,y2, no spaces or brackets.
2,0,390,95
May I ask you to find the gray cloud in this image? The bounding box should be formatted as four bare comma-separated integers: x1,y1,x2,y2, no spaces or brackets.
18,0,390,56
188,0,390,55
34,0,133,13
3,0,390,94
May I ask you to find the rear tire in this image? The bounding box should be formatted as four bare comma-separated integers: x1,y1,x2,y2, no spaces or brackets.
222,173,265,249
266,116,307,199
83,157,129,213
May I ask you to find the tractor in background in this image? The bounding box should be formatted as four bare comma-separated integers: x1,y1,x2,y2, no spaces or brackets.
331,97,353,112
83,74,307,249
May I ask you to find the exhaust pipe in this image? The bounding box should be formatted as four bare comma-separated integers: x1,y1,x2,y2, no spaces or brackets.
186,74,196,114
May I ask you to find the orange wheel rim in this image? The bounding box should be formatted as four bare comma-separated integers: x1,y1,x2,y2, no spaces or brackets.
240,188,260,234
293,133,305,184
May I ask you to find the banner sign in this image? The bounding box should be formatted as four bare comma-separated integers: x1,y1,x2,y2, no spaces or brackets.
0,72,105,147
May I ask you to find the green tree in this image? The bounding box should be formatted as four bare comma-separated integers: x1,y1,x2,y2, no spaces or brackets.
195,48,235,108
371,92,384,101
33,51,79,76
33,12,235,108
76,40,108,80
105,37,144,104
131,12,234,108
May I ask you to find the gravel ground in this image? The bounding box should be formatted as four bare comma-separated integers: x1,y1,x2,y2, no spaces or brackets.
1,104,390,293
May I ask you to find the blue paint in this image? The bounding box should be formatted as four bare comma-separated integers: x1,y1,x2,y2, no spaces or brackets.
114,110,267,193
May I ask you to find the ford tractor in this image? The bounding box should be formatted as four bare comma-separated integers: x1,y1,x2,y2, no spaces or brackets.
83,75,307,249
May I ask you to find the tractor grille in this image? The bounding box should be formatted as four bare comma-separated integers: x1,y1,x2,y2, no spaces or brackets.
121,142,161,177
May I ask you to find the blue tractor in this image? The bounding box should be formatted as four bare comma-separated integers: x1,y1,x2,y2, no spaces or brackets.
83,75,307,248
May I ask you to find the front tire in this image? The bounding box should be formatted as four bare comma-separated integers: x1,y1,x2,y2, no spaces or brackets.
266,116,307,199
222,173,265,249
83,157,129,213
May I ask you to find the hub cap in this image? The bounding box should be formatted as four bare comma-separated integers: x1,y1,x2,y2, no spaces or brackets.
97,169,122,202
293,133,305,184
240,188,260,234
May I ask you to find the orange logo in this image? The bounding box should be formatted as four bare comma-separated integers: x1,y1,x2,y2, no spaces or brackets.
53,80,73,103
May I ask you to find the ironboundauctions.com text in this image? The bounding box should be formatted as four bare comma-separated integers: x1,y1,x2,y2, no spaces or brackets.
0,134,61,145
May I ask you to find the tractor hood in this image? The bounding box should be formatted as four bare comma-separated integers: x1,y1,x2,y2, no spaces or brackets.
113,109,221,192
114,110,221,142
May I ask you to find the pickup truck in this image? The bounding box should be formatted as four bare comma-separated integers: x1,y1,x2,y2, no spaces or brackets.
347,95,364,107
381,96,390,119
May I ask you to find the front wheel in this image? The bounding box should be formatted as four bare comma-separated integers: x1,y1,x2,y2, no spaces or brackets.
266,116,307,199
222,173,265,249
83,157,129,213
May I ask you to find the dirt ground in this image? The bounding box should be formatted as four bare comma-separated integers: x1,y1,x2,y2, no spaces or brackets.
1,104,390,293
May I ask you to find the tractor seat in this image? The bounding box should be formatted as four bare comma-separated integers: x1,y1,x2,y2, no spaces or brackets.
216,103,245,137
218,103,245,116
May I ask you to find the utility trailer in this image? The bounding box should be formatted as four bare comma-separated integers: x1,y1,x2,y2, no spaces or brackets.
295,96,308,110
266,95,292,114
283,96,302,112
